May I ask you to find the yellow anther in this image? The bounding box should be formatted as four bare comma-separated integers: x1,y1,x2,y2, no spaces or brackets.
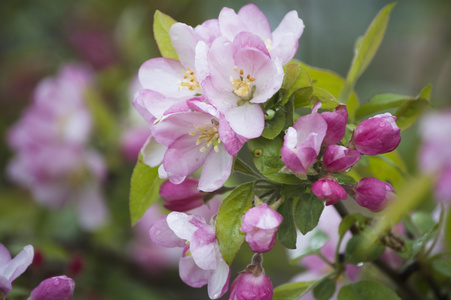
179,67,201,93
230,66,255,99
190,120,221,153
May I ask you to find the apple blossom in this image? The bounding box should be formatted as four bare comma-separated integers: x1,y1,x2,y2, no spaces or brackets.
241,204,283,253
320,105,348,145
281,102,327,174
218,3,304,65
323,145,361,173
196,32,284,139
354,177,396,212
149,212,230,299
351,113,401,155
0,244,34,297
28,275,75,300
160,178,204,212
311,177,347,206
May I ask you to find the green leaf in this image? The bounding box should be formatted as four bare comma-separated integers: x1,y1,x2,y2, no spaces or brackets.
293,86,340,110
367,150,408,187
247,136,302,184
294,193,324,235
280,61,312,106
273,280,316,300
339,3,396,103
277,198,298,249
153,10,178,59
395,97,431,131
411,211,436,235
313,278,336,300
355,93,411,121
337,281,401,300
216,183,254,265
432,258,451,278
334,173,358,186
345,235,385,264
129,156,165,225
297,62,360,122
262,107,286,139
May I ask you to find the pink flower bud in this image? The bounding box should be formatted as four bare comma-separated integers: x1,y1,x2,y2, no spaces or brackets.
29,275,75,300
159,178,204,212
323,145,361,173
355,177,396,212
241,204,283,253
228,269,273,300
320,105,348,145
352,113,401,155
311,178,347,206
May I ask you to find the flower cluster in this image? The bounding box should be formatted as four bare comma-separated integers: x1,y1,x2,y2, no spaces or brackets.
282,102,400,211
6,64,108,230
134,3,304,192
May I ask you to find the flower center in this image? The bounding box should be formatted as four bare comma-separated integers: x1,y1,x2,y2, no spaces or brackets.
230,66,255,101
180,67,201,94
189,119,221,153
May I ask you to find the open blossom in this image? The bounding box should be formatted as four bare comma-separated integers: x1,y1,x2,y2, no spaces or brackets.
151,100,244,192
311,177,347,206
28,275,75,300
354,177,396,212
281,102,327,174
218,3,304,66
149,212,230,299
241,204,283,253
196,32,284,139
351,113,401,155
0,244,34,296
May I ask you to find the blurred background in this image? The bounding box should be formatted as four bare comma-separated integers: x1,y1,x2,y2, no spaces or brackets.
0,0,450,299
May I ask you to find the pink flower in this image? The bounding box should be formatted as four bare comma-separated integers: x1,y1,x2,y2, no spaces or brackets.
218,4,304,65
241,204,283,253
281,103,327,174
149,212,230,299
196,32,284,139
323,145,361,173
355,177,396,212
351,113,401,155
228,268,273,300
0,244,34,296
320,105,348,145
311,178,347,206
29,275,75,300
151,100,242,192
160,178,204,212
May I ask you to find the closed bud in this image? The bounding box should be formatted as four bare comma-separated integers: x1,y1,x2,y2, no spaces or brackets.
311,177,347,206
323,145,360,173
159,178,204,212
320,105,348,145
228,256,273,300
28,276,75,300
355,177,396,212
241,204,283,253
351,113,401,155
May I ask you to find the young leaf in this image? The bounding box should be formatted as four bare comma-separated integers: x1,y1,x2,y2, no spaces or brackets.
273,280,316,300
247,136,302,185
338,281,401,300
345,235,385,264
297,62,360,122
339,3,396,103
129,156,164,225
294,193,324,235
280,61,312,106
355,93,411,121
432,258,451,277
277,198,298,249
395,85,432,131
338,214,366,239
153,10,179,60
289,229,328,263
216,182,254,265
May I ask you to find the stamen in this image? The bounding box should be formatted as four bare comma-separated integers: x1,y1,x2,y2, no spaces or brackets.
179,67,201,93
230,66,256,100
190,120,221,153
